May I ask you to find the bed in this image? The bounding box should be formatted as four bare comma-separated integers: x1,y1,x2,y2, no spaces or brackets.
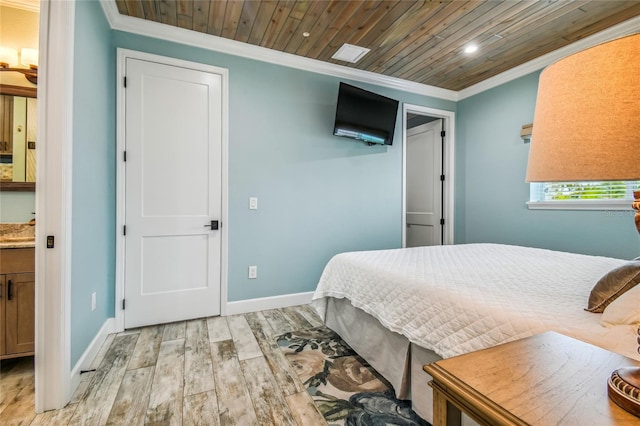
311,243,640,424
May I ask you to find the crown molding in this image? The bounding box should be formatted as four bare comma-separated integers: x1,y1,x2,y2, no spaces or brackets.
100,1,640,102
99,0,458,101
1,0,39,12
458,15,640,100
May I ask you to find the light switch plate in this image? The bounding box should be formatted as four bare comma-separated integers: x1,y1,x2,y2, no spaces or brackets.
249,197,258,210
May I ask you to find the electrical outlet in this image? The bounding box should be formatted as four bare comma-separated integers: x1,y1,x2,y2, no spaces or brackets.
249,197,258,210
91,292,97,311
248,265,257,279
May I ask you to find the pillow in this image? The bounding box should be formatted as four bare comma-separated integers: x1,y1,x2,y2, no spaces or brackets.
600,283,640,327
586,261,640,313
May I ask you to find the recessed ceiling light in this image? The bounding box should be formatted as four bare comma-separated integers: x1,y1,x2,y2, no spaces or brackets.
331,43,371,63
464,44,478,54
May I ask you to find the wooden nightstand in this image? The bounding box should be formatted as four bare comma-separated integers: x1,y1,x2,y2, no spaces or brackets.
424,332,640,426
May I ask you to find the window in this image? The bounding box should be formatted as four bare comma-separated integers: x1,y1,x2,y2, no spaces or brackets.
528,181,639,210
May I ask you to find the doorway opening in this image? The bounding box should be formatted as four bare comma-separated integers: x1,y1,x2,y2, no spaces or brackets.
0,2,39,422
402,104,455,248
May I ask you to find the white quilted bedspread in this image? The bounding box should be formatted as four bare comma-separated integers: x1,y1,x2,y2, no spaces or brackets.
312,244,638,359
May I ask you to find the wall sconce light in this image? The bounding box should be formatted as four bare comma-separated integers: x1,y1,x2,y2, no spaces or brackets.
520,123,533,143
0,46,38,85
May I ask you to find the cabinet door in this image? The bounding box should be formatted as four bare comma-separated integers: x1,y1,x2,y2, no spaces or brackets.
0,275,5,356
5,273,35,355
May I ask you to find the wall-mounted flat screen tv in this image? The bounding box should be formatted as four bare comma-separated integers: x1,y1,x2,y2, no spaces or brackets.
333,82,399,146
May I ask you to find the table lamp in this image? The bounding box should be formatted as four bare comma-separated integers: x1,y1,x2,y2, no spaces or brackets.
526,33,640,417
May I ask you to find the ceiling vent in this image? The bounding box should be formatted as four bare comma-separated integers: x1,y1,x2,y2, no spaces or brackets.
331,43,371,63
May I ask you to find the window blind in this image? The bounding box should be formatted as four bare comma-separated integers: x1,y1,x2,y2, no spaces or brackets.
530,181,640,202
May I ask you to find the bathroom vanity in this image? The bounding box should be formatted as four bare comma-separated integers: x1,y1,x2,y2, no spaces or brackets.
0,224,35,359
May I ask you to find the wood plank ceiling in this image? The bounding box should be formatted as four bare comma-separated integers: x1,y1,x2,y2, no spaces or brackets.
115,1,640,91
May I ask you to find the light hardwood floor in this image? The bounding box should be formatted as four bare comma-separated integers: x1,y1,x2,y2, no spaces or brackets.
0,305,328,425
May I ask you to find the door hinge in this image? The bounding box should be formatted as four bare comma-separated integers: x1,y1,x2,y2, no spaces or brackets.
123,225,126,236
123,151,127,162
124,76,127,88
440,218,445,225
440,130,446,138
122,299,126,310
440,174,445,181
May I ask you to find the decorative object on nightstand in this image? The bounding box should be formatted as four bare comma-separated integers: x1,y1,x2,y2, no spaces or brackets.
526,33,640,417
608,326,640,418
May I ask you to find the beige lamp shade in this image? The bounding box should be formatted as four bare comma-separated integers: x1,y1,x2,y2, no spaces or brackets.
526,33,640,182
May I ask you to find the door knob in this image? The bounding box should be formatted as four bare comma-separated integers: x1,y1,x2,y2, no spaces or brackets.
204,220,219,230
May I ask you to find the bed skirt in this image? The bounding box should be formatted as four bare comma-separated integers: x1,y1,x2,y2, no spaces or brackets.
320,296,477,424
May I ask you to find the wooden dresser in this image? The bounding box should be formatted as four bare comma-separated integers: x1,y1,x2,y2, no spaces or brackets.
0,247,35,359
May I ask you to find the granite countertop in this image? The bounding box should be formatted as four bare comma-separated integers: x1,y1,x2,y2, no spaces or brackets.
0,222,36,249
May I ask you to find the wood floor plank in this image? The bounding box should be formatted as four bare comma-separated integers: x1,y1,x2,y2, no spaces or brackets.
30,403,77,425
210,339,259,425
286,391,327,426
106,366,154,425
206,316,231,343
90,333,116,369
280,306,313,330
262,308,295,334
244,310,275,337
183,391,220,426
127,325,163,370
184,319,215,396
145,339,185,426
240,356,297,425
0,387,21,419
245,311,305,396
162,321,186,341
69,334,139,425
0,380,35,425
227,314,263,361
297,304,323,327
69,372,93,404
0,362,33,417
0,370,32,395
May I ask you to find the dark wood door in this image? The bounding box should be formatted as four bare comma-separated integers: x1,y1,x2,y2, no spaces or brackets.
4,273,35,355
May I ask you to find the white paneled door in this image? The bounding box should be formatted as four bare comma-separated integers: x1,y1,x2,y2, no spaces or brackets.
124,58,222,328
406,120,443,247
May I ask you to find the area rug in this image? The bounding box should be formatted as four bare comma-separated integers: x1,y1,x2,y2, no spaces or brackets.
276,326,430,426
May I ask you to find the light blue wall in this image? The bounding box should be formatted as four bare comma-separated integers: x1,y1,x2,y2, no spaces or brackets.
111,31,455,302
0,192,35,222
456,72,640,259
70,0,115,365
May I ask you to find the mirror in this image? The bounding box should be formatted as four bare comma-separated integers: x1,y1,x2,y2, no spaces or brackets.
0,84,36,191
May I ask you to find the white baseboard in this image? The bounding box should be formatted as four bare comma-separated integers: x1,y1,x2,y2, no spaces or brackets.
224,292,314,316
69,317,116,396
